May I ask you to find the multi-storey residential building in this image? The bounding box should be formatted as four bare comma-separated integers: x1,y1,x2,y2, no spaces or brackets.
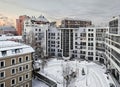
47,27,108,63
105,16,120,83
47,26,62,57
23,15,49,57
23,15,109,62
0,41,34,87
78,27,96,61
60,18,92,28
23,16,94,59
47,27,97,61
16,15,30,35
96,27,108,64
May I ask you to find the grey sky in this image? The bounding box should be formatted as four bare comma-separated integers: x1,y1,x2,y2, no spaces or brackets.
0,0,120,25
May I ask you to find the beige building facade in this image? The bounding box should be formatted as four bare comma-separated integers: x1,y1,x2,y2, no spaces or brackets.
0,41,34,87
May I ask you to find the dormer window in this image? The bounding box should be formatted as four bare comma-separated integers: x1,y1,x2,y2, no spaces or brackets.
15,49,20,53
1,51,7,56
12,49,21,54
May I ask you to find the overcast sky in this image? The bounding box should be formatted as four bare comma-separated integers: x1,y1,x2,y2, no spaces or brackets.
0,0,120,26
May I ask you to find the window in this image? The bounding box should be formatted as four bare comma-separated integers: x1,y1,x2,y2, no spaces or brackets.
96,57,98,60
25,65,29,70
11,78,16,86
1,51,7,56
25,56,29,61
18,57,23,63
11,68,16,75
15,49,20,53
0,71,5,78
0,82,5,87
75,42,78,45
25,83,29,87
88,43,93,46
88,52,93,55
88,29,93,31
12,49,15,54
0,60,5,68
18,66,23,72
11,58,16,65
25,73,29,80
75,33,77,36
18,76,23,82
88,33,94,37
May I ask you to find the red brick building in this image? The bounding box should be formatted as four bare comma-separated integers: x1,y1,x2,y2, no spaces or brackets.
16,15,29,35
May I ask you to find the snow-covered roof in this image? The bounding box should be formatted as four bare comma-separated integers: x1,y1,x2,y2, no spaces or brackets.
0,41,34,58
0,26,16,31
63,17,91,22
31,16,36,20
36,15,49,22
0,35,22,41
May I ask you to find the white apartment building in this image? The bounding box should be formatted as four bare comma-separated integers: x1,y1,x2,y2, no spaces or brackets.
96,27,108,64
47,26,62,57
23,18,107,62
78,27,96,61
48,27,98,61
23,15,49,57
105,16,120,83
48,27,108,64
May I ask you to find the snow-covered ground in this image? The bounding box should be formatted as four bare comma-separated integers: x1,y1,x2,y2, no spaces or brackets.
34,59,116,87
32,78,49,87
